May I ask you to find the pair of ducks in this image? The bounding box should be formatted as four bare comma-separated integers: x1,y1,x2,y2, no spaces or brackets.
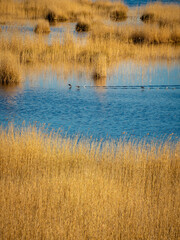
68,84,80,90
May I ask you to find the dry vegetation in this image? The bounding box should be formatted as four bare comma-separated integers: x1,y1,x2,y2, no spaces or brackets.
0,25,179,81
140,2,180,27
34,20,50,34
0,0,179,81
0,125,179,239
0,0,128,23
0,52,22,85
76,21,91,32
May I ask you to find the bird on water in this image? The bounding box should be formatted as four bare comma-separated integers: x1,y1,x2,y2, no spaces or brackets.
68,84,72,89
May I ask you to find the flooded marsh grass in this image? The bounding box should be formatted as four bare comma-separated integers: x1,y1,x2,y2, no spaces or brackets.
0,52,22,85
0,1,179,84
0,26,179,85
0,125,179,239
0,1,179,238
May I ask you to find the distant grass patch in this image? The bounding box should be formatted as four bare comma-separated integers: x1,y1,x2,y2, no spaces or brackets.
0,53,22,85
45,9,68,23
140,3,180,27
45,9,57,23
140,13,154,23
76,21,90,32
110,10,127,21
34,20,50,34
130,31,146,44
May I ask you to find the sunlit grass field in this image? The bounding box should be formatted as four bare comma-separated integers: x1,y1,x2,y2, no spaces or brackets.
0,125,179,239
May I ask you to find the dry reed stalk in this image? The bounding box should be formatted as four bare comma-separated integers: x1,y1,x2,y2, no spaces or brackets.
0,125,179,239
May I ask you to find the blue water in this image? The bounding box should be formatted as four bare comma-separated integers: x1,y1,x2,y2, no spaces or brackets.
0,62,179,142
118,0,179,7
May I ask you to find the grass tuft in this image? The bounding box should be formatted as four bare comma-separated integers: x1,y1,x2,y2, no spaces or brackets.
76,21,91,32
45,9,57,22
140,13,154,23
34,20,50,34
130,30,146,44
110,10,127,21
0,53,22,85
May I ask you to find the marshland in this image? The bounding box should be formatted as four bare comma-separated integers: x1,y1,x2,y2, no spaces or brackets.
0,0,180,239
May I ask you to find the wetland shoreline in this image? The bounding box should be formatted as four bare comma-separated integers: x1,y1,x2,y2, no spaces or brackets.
0,1,180,239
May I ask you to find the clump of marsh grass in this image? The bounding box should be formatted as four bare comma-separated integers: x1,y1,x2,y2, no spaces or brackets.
0,53,22,85
76,21,91,32
45,9,68,23
140,13,154,23
130,30,146,44
93,0,128,21
45,9,57,22
110,10,127,21
34,20,50,34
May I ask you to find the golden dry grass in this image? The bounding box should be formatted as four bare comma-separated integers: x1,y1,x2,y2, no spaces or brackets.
141,2,180,27
0,52,22,85
0,26,179,72
0,0,128,23
0,1,179,77
34,20,50,34
76,21,91,32
0,125,179,239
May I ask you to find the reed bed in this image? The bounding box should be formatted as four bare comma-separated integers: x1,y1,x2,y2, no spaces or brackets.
0,26,179,67
141,2,180,27
0,0,128,23
0,125,179,239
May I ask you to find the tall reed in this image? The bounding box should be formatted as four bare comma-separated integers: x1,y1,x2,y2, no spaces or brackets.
0,125,179,239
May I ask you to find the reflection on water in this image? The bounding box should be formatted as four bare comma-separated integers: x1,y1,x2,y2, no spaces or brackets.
0,61,179,142
0,84,23,97
93,77,107,87
0,22,88,45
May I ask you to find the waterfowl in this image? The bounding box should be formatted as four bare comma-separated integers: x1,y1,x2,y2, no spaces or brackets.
68,84,72,89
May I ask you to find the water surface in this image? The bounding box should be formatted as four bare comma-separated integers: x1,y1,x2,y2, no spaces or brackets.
0,61,179,142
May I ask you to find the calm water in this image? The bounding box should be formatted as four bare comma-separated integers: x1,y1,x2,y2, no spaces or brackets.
0,62,179,142
117,0,179,6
